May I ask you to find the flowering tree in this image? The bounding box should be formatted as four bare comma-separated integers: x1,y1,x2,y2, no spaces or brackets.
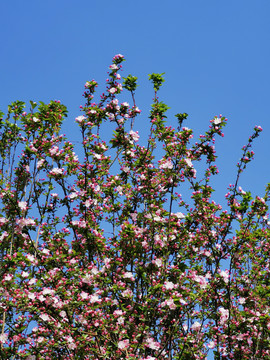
0,54,269,360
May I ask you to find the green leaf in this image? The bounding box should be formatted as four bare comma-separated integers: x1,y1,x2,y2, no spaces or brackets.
123,74,138,92
148,72,165,91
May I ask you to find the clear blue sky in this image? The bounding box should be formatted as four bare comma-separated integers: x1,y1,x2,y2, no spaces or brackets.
1,0,269,202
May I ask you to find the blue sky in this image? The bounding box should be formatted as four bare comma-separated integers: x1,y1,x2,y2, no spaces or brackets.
1,0,269,201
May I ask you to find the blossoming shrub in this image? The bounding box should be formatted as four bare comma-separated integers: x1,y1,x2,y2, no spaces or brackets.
0,55,269,359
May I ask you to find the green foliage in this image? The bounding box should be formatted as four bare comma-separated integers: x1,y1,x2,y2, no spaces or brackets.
150,101,170,120
148,72,165,92
123,74,138,92
175,112,188,127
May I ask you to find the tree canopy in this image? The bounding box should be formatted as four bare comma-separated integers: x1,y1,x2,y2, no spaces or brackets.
0,55,269,359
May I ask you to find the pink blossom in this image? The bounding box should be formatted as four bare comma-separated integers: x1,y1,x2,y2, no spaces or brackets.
0,217,8,226
41,248,50,255
25,254,35,262
71,220,86,228
16,218,36,228
118,339,129,350
194,275,208,289
76,115,86,123
213,116,222,125
146,337,160,350
123,272,135,281
38,295,46,302
113,310,125,317
42,288,54,296
65,335,75,343
28,278,37,285
109,87,117,94
37,159,45,168
238,186,246,194
236,334,245,341
0,231,8,241
50,167,64,176
154,234,165,247
219,270,230,284
159,159,173,170
174,212,185,219
122,166,130,173
69,192,78,199
80,292,89,300
258,196,265,204
185,158,193,167
109,64,119,71
93,153,102,160
3,274,13,281
40,313,50,322
49,146,59,156
28,293,36,300
208,341,215,349
36,336,45,343
89,294,100,303
153,258,162,267
0,333,8,344
166,298,176,310
18,201,27,211
129,130,140,142
153,215,164,222
117,316,125,325
122,289,133,298
130,212,137,221
67,342,76,350
164,281,175,290
113,53,124,59
191,321,201,331
219,307,229,325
